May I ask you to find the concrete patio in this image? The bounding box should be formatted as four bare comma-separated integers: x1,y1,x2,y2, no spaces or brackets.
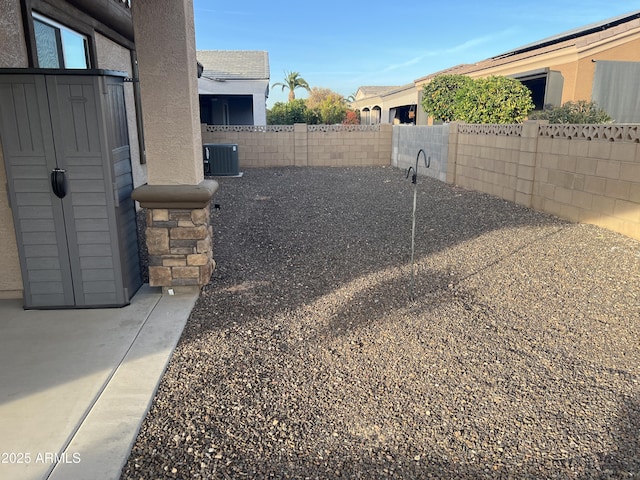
0,285,197,480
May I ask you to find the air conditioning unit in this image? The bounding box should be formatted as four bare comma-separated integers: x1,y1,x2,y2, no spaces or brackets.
203,143,239,176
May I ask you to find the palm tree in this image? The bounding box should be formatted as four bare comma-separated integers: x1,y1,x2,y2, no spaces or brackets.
272,71,311,102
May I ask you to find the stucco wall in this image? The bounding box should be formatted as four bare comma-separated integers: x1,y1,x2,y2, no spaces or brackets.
0,1,28,68
132,0,203,186
94,32,147,189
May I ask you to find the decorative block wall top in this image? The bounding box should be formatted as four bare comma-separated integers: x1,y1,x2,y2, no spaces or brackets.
539,124,640,143
458,124,523,136
204,125,294,133
307,125,381,133
203,124,382,133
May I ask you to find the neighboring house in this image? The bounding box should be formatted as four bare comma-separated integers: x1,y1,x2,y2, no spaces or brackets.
197,50,270,126
352,85,418,126
353,10,640,125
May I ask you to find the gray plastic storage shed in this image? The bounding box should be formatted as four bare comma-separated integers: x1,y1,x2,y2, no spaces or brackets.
0,69,142,309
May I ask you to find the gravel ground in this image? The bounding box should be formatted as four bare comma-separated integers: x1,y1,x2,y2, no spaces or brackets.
122,166,639,479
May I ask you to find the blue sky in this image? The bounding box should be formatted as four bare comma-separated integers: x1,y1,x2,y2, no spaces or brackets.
193,1,640,107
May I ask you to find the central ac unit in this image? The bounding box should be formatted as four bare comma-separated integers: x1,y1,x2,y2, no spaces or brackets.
203,143,239,176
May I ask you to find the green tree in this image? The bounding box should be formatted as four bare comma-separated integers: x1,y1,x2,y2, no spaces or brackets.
306,87,348,124
528,100,613,124
267,99,321,125
271,71,311,102
306,87,334,110
421,74,473,122
267,99,308,124
319,96,348,124
421,74,534,124
456,76,534,124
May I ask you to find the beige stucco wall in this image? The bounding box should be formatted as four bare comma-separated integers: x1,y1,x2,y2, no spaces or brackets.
458,26,640,106
94,32,147,189
0,1,28,68
132,0,203,186
573,35,640,101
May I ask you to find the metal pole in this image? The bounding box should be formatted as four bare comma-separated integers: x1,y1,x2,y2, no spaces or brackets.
406,149,430,301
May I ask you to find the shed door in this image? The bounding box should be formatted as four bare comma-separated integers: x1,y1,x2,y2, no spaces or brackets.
0,73,128,308
0,74,75,307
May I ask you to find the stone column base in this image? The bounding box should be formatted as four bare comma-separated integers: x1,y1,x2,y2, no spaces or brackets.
132,180,219,290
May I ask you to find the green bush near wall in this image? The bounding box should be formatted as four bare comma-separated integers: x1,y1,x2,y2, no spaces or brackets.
422,74,534,124
528,100,613,124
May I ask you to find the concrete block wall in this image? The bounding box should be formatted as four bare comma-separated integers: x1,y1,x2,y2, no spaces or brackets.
201,124,392,168
450,123,640,241
392,125,449,182
532,125,640,240
200,122,639,241
201,126,295,167
307,125,391,167
454,123,531,205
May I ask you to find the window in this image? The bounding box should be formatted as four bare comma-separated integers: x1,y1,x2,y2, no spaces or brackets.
33,13,89,69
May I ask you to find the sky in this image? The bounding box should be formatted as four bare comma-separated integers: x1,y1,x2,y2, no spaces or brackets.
192,1,640,107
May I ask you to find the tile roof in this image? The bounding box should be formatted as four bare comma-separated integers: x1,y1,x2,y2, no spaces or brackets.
196,50,270,80
356,86,400,98
414,10,640,83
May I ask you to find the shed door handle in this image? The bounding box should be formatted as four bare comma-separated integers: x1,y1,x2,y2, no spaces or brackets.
51,168,67,199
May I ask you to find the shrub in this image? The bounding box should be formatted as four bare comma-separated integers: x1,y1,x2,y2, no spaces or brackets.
528,100,613,124
422,74,534,124
421,74,473,123
267,99,309,125
456,76,534,124
343,110,360,125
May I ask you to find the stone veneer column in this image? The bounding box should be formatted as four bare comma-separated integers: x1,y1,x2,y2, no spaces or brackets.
131,0,218,292
133,182,218,293
146,207,214,289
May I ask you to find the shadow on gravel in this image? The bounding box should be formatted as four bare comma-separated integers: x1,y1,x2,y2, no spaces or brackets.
123,167,640,479
319,268,456,335
188,167,566,333
579,396,640,479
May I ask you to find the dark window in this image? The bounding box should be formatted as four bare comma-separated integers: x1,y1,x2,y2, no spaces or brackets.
520,77,546,110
